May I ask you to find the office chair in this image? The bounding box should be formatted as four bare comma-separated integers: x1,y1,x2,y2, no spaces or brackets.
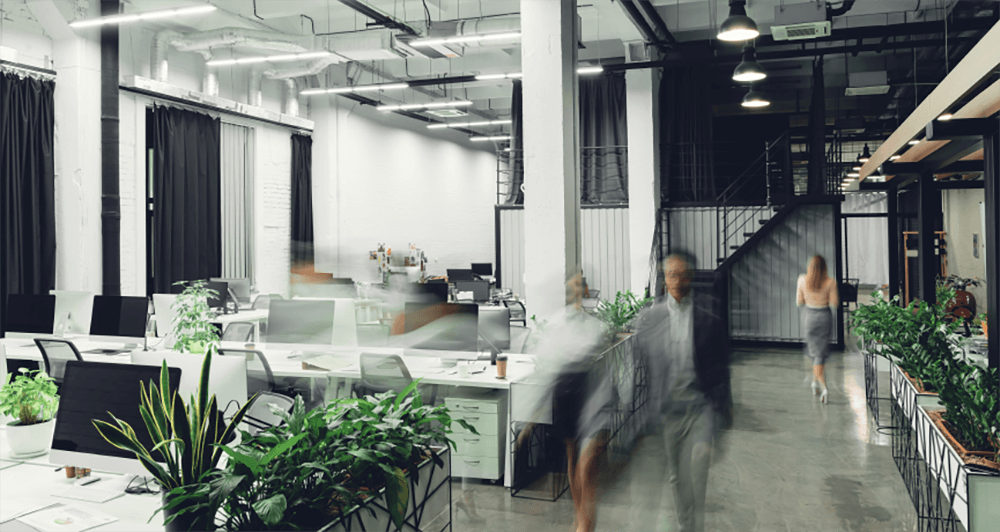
218,348,294,436
32,339,84,384
222,322,255,343
355,353,436,406
502,300,528,326
251,294,283,310
357,323,390,347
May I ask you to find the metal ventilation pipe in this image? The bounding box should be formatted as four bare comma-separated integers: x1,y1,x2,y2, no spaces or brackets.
152,27,309,82
261,54,343,80
248,67,263,107
101,0,121,296
454,16,520,48
203,67,219,96
283,79,299,117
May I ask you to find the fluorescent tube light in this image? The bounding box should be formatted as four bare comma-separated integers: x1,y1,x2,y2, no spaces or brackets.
70,4,216,28
411,32,521,47
470,136,511,142
938,113,953,121
207,51,333,67
301,83,408,96
847,172,860,178
377,101,473,112
577,66,604,75
908,139,921,145
889,155,901,161
475,72,523,81
427,119,512,130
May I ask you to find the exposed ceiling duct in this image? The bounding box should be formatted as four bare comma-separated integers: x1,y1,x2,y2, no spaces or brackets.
283,79,299,117
262,54,343,80
152,27,309,82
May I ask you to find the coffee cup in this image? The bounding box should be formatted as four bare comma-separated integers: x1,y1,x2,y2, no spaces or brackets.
496,355,508,379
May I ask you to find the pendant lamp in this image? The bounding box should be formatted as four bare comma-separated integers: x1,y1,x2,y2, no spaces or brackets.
718,1,759,42
741,86,769,108
733,44,766,82
858,144,871,163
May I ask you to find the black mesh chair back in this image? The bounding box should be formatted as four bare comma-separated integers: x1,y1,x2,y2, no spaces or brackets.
33,339,84,383
502,300,527,326
357,323,390,347
241,392,295,437
252,294,282,310
222,322,255,343
218,349,275,396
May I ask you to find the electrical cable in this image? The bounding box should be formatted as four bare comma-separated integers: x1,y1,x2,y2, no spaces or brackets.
252,0,264,20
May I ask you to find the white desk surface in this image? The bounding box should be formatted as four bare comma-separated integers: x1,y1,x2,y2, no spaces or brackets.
1,337,137,364
211,308,269,324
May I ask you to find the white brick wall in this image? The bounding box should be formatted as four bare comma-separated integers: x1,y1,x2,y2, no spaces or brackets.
254,125,292,298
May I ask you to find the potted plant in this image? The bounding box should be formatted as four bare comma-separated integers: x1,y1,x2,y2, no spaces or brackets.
92,355,257,531
978,312,988,338
0,368,59,458
596,291,652,343
170,280,221,354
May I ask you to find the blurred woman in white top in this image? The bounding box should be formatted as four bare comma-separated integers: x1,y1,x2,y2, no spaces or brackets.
796,255,838,403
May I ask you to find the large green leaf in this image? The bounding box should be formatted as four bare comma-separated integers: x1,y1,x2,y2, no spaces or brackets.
385,466,409,531
252,493,287,527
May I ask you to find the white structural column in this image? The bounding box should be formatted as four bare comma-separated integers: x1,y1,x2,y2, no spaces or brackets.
626,68,661,296
521,0,581,319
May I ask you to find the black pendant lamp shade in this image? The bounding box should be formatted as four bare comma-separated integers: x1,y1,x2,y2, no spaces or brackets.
718,0,759,42
733,44,766,82
741,86,769,108
858,143,871,162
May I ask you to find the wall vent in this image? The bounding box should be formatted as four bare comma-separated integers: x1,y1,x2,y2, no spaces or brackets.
771,21,831,41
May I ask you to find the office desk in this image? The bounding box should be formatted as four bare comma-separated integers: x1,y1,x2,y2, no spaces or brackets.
211,309,269,341
1,337,138,365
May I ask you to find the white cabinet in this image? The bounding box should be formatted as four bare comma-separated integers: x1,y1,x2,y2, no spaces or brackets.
446,390,506,480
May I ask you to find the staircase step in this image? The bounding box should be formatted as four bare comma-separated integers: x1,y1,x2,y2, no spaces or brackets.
730,245,740,250
743,233,755,237
717,258,726,263
758,219,769,225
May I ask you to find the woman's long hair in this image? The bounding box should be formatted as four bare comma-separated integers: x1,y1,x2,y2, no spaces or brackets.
806,255,828,291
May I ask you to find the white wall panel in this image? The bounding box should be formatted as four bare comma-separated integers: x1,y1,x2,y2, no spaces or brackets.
843,192,889,288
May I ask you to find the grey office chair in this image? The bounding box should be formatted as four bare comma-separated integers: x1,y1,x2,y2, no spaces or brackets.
218,348,294,436
502,300,527,326
355,353,436,406
33,339,84,384
222,322,255,343
356,323,390,347
251,294,283,310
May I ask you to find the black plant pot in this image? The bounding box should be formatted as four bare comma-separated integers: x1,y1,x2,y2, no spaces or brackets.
162,491,213,532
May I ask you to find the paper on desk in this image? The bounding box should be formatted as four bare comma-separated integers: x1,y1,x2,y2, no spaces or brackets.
0,498,60,524
17,503,118,532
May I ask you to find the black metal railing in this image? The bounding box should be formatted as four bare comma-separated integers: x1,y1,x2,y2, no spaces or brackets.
497,146,629,206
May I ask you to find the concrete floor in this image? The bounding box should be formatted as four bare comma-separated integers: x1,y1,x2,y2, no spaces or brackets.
450,343,919,532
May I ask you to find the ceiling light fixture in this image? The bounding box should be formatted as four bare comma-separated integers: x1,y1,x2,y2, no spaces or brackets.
69,4,216,28
410,32,521,48
852,166,862,171
847,172,860,178
377,100,473,112
207,51,333,68
732,45,766,82
577,66,604,75
741,87,769,108
938,113,954,121
858,144,871,163
718,0,759,42
475,72,523,81
301,82,408,96
427,119,512,130
470,135,512,142
889,155,901,161
909,139,921,145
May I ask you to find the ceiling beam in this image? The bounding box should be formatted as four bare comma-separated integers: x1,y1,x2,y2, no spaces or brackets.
860,20,1000,180
637,0,676,47
337,0,419,35
926,117,1000,141
618,0,669,53
882,159,984,175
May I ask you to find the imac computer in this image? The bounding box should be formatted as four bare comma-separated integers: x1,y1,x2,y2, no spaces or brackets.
205,281,229,311
131,351,248,417
50,290,95,336
4,294,56,341
49,361,182,477
471,263,493,277
152,293,179,338
87,295,149,350
266,299,336,347
446,269,476,282
403,302,479,357
454,280,490,302
210,277,251,306
290,297,358,347
479,306,511,351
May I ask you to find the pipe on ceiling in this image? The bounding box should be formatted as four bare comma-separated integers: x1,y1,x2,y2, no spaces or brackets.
453,16,521,48
261,54,343,80
248,66,263,107
283,79,299,117
152,27,308,82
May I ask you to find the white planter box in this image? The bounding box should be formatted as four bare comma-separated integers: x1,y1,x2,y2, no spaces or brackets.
320,447,451,532
889,364,942,432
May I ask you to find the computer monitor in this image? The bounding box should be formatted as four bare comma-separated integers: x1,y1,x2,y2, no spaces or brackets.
210,278,251,306
471,263,493,277
454,280,490,302
49,361,182,477
447,269,476,282
479,306,510,350
403,302,479,352
4,294,56,340
88,295,149,344
151,294,180,339
205,281,228,310
409,283,449,304
290,297,358,347
131,351,248,418
266,300,336,345
50,290,95,336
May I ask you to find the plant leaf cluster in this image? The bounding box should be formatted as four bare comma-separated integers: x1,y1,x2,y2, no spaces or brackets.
171,280,221,354
206,379,477,531
0,368,59,425
596,290,652,339
852,290,1000,461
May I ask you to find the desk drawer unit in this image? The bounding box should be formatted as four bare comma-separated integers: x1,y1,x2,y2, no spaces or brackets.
446,393,506,480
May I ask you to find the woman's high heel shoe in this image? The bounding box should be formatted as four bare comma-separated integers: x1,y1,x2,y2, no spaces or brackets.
811,380,820,396
820,387,829,404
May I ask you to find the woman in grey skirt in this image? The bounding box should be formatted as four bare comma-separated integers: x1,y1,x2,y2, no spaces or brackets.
797,255,838,403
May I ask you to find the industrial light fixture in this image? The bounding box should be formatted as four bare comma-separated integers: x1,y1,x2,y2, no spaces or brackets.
889,154,901,161
847,172,860,178
577,66,604,75
207,51,334,67
938,113,954,121
470,135,511,142
410,32,521,48
377,100,473,112
69,4,216,28
908,139,921,145
852,166,862,171
732,45,766,82
741,87,769,108
301,82,408,96
858,144,871,163
718,0,759,42
427,119,512,130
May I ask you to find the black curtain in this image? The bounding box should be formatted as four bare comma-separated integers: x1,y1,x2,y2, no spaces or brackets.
505,80,525,205
150,105,221,294
661,66,716,202
580,73,628,204
290,134,314,268
0,73,56,337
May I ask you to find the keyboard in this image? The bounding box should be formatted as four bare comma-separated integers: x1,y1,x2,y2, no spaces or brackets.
56,485,125,503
